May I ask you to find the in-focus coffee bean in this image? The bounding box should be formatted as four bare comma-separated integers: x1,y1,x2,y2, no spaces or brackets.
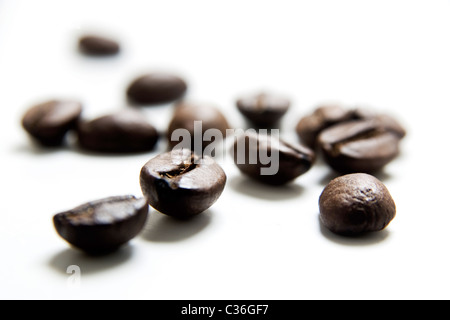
126,73,187,105
76,109,159,153
236,92,290,128
167,101,230,151
295,104,354,149
319,173,396,236
53,195,149,254
232,132,315,185
21,100,82,146
140,149,226,219
318,119,401,173
78,34,120,56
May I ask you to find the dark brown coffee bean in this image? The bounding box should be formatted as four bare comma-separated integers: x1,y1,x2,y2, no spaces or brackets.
318,119,401,174
236,92,290,128
126,73,187,105
353,107,407,139
21,100,82,146
78,35,120,56
167,101,230,151
77,109,159,153
232,132,315,185
53,195,149,254
295,104,354,148
319,173,396,236
140,149,226,219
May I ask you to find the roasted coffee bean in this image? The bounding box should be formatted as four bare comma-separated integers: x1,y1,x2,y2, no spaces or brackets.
53,195,149,254
167,101,230,151
296,105,407,149
318,119,401,174
353,108,407,139
140,149,226,219
295,104,354,148
21,100,82,146
78,35,120,56
77,109,159,153
236,92,290,128
319,173,396,236
232,132,315,185
126,73,187,105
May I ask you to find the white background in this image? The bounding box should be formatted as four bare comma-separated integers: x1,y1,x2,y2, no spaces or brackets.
0,0,449,300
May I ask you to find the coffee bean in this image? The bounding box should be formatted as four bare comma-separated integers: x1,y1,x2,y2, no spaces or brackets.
78,35,120,56
236,92,290,128
126,73,187,105
53,195,149,254
232,132,315,185
167,101,230,151
295,104,354,149
296,104,407,151
319,173,396,236
318,119,401,174
353,107,407,139
21,100,82,146
139,149,227,219
77,109,159,153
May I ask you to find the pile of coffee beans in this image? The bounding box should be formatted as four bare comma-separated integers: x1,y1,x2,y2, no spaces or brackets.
20,33,405,254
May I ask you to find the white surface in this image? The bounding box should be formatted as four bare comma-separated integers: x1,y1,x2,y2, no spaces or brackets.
0,0,449,300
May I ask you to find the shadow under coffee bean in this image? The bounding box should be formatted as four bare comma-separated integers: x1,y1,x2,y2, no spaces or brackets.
140,210,213,242
229,175,305,200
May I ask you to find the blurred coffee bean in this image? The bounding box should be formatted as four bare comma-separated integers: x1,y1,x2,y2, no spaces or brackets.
353,107,406,139
318,119,401,174
295,104,354,148
319,173,396,236
22,100,82,146
140,149,227,219
126,73,187,105
167,101,230,151
236,92,290,128
78,35,120,56
77,109,159,153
